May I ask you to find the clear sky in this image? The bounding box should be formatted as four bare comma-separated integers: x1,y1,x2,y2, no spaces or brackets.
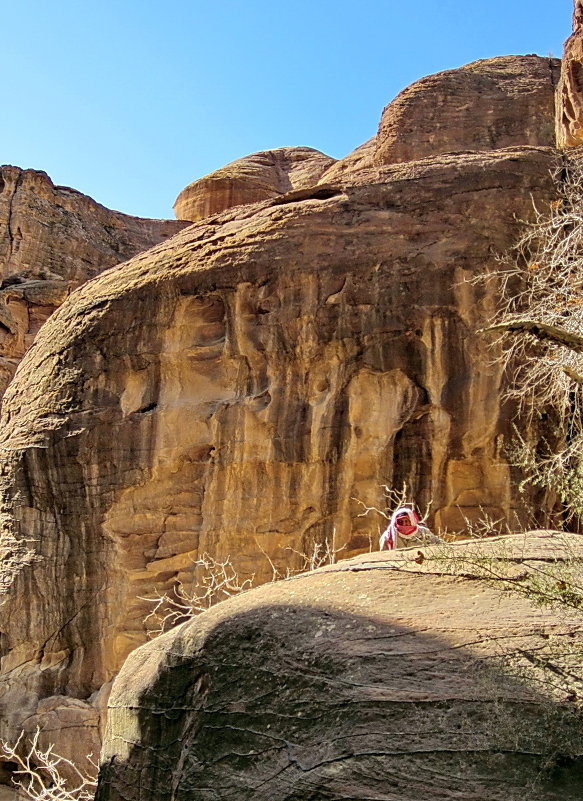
4,0,573,220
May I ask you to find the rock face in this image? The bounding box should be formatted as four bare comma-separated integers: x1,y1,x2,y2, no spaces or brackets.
557,2,583,147
97,533,583,801
0,166,187,397
0,54,565,770
0,145,558,764
173,147,335,222
318,137,376,184
376,56,560,166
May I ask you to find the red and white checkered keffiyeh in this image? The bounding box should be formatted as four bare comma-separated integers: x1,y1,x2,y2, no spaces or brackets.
379,506,420,551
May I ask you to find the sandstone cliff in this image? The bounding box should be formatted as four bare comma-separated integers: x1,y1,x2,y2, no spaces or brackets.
0,166,187,397
0,54,565,769
557,2,583,147
97,532,583,801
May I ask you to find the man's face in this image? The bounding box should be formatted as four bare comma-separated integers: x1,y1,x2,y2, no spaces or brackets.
395,513,417,536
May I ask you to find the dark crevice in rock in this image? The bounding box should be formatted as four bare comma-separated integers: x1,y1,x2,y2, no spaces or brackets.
5,171,23,257
271,185,343,206
570,60,583,96
137,402,158,414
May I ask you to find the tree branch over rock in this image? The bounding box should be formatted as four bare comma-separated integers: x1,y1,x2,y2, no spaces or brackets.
476,153,583,521
486,319,583,355
0,729,96,801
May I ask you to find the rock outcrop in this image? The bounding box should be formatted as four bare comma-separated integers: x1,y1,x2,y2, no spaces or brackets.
97,532,583,801
0,54,566,770
173,147,335,222
557,2,583,147
0,145,558,764
318,137,376,184
0,166,187,397
376,56,560,166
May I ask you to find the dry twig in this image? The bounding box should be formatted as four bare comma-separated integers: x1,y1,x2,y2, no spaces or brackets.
0,729,96,801
475,155,583,520
141,553,254,637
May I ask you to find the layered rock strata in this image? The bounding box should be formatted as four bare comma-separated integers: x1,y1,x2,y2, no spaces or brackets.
0,145,558,765
0,166,187,397
173,147,335,222
557,1,583,147
375,55,560,166
97,532,583,801
0,53,565,767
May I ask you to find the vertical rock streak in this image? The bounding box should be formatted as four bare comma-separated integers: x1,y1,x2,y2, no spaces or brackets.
557,2,583,147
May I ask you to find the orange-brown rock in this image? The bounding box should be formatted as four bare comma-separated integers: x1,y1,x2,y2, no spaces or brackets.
0,166,187,397
0,145,559,764
376,56,560,166
318,137,376,184
97,532,583,801
0,49,570,773
557,2,583,147
173,147,335,222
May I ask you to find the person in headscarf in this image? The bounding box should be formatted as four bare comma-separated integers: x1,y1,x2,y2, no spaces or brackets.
379,506,442,551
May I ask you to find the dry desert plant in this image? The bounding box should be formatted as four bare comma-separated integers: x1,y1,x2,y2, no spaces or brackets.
255,528,350,583
478,154,583,521
352,481,433,540
141,552,254,638
429,532,583,614
286,528,348,572
0,729,96,801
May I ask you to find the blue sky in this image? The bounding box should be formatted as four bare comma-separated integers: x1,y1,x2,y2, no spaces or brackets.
4,0,572,219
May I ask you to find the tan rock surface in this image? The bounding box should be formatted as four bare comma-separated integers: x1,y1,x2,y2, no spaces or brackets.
0,145,559,758
97,532,583,801
173,147,335,222
318,137,376,183
0,166,187,397
557,2,583,147
376,56,560,166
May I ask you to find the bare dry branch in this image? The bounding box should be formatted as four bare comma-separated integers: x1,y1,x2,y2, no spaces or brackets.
0,729,97,801
353,481,433,531
486,320,583,353
474,154,583,521
140,553,254,638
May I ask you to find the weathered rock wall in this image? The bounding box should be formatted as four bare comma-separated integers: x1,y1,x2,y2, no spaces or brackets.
97,532,583,801
0,166,187,397
0,146,557,764
557,2,583,147
0,53,566,768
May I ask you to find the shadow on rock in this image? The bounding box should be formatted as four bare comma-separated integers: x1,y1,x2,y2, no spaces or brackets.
96,544,583,801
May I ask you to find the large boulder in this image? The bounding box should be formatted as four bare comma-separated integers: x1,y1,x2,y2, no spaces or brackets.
0,165,187,398
0,51,567,768
97,532,583,801
173,147,335,222
375,56,560,166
